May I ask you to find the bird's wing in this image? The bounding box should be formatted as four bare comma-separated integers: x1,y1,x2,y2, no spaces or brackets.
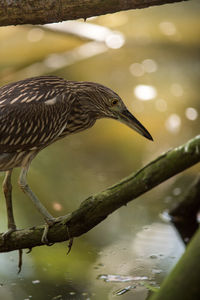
0,76,76,152
0,76,71,106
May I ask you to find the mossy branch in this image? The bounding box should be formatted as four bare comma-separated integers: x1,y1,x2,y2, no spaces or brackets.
0,0,188,27
0,135,199,252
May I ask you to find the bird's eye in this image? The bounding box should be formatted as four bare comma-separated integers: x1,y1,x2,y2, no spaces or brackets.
111,99,118,106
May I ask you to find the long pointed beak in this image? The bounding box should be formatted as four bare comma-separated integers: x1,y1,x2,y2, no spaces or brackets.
118,109,153,141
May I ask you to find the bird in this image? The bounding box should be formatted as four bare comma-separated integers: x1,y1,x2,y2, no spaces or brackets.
0,75,153,244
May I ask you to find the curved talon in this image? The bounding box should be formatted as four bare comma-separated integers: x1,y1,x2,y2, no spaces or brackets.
41,218,59,245
66,225,73,254
67,238,74,255
18,249,23,274
41,223,51,245
26,248,32,254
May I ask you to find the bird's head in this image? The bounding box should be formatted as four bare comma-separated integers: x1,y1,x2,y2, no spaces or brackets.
76,82,153,141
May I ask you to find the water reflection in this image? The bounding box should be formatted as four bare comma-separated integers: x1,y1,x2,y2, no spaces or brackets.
91,222,184,299
133,223,185,259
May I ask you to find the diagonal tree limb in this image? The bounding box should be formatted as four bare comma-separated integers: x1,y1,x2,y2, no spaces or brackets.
0,0,188,27
0,135,199,253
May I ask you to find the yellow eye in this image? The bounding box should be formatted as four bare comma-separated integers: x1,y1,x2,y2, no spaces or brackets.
111,99,118,106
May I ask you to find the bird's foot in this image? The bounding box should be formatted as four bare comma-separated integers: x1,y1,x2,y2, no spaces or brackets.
41,216,74,253
2,225,17,241
41,217,64,245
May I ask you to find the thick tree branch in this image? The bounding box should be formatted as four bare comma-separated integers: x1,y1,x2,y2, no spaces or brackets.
0,135,199,253
0,0,188,27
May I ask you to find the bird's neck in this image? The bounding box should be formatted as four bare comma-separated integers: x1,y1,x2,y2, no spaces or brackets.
64,101,98,135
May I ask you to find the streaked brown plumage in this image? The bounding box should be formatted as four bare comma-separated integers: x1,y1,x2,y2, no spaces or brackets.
0,75,153,243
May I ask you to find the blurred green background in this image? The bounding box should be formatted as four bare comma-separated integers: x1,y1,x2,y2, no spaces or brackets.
0,0,199,299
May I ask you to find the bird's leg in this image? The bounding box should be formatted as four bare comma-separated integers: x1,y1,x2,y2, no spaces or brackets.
18,164,58,244
2,170,24,273
2,169,17,239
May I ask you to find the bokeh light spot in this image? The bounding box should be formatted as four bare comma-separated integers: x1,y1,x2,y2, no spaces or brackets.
105,32,125,49
155,99,167,112
52,202,63,211
159,21,177,36
185,107,198,121
142,59,158,73
134,85,157,101
172,187,182,196
129,63,144,77
165,114,181,134
27,28,44,42
170,83,183,97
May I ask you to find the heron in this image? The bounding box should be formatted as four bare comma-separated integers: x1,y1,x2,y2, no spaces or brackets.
0,75,153,244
